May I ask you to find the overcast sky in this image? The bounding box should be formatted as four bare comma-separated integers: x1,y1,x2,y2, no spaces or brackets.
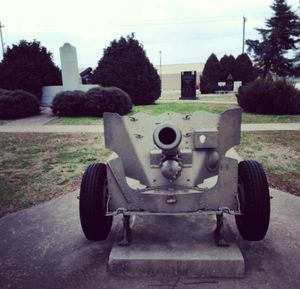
1,0,299,68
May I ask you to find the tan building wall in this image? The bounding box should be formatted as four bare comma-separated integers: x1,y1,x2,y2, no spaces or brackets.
78,63,205,91
155,63,204,91
161,74,181,90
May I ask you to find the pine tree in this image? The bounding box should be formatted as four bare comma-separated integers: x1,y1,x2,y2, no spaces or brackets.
295,52,300,76
246,0,300,76
200,53,222,94
235,53,256,84
0,40,61,98
92,34,161,105
220,54,236,81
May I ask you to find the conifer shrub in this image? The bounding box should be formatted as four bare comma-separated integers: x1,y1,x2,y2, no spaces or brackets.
92,34,161,105
0,40,62,99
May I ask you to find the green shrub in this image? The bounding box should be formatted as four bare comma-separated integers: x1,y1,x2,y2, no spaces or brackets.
52,90,86,116
92,34,161,105
83,87,105,116
52,86,133,117
200,53,222,94
0,40,62,99
85,86,132,116
237,79,300,115
0,89,40,119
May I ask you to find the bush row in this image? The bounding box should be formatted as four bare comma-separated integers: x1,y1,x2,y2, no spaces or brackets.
0,89,40,119
52,86,133,116
237,79,300,115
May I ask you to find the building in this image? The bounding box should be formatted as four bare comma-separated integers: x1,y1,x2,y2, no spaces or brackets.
154,63,204,90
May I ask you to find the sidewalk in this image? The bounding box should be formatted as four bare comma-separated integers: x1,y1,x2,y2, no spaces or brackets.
157,99,238,104
5,107,56,126
0,123,299,133
1,105,299,133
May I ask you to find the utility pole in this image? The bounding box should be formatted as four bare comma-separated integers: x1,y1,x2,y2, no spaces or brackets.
242,16,247,54
159,51,162,79
0,22,5,58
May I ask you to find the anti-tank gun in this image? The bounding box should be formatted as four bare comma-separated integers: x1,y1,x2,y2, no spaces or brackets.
79,108,270,245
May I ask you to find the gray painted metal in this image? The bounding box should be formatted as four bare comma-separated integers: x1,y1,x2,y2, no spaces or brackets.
104,108,242,215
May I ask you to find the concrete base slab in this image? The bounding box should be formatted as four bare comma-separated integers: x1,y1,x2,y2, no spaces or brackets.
108,215,244,278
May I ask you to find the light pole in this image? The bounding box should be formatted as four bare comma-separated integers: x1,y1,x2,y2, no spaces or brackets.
242,16,247,54
159,50,162,79
0,22,5,58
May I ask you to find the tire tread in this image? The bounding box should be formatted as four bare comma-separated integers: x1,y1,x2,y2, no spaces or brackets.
80,163,113,241
235,160,270,241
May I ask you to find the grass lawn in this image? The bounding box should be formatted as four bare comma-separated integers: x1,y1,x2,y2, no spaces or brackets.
199,94,237,102
134,103,300,123
133,102,236,115
0,133,111,217
48,116,103,125
0,130,299,217
0,120,11,125
161,90,237,102
238,131,300,196
46,103,300,125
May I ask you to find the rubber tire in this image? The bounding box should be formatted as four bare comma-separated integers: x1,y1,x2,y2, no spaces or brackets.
235,160,270,241
79,163,113,241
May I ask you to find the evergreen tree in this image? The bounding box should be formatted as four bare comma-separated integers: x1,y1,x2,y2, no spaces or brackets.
0,40,62,98
295,44,300,76
246,0,300,77
200,53,222,94
92,34,161,105
235,53,256,84
220,54,236,81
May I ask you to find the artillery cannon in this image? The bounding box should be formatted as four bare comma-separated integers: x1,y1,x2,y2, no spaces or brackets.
79,108,270,246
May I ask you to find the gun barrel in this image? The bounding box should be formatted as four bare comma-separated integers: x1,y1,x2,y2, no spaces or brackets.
153,124,182,156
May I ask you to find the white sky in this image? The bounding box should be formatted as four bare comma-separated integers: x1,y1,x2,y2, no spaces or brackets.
1,0,299,67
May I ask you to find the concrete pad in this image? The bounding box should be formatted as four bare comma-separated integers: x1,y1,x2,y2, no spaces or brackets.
108,215,244,278
1,188,300,289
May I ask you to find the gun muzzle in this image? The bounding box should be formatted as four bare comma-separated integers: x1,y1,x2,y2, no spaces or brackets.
153,124,182,157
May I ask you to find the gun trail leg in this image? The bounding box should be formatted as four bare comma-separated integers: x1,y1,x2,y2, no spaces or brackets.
118,215,132,246
214,213,229,247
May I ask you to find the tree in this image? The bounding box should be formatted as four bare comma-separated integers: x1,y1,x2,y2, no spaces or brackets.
295,50,300,77
0,40,62,98
246,0,300,77
200,53,222,94
220,54,236,81
234,53,256,84
92,34,161,105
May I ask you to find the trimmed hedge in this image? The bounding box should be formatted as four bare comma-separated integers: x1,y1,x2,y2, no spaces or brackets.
237,79,300,115
0,89,40,119
52,86,133,117
85,87,132,116
52,90,86,116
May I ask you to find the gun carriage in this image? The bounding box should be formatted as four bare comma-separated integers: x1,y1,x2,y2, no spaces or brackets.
79,108,270,245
